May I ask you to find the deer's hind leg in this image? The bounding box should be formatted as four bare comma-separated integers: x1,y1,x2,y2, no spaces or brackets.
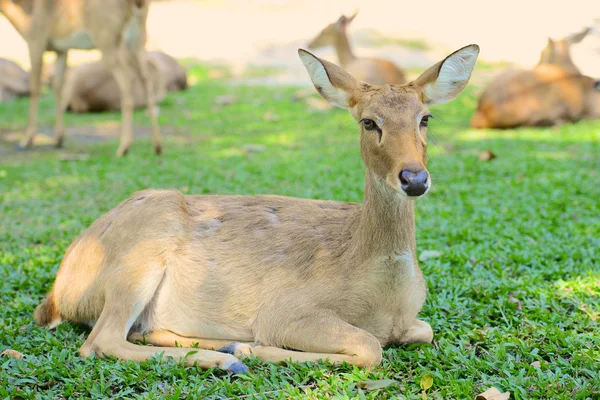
80,267,248,373
129,330,245,350
221,307,383,368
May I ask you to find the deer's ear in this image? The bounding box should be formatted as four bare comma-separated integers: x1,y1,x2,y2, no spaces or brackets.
412,44,479,105
298,49,361,109
336,11,357,29
566,27,591,45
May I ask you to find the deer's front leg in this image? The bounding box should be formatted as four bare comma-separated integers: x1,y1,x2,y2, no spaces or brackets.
220,308,383,368
395,319,433,344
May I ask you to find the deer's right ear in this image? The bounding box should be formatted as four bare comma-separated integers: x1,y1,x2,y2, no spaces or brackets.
566,27,591,45
298,49,360,110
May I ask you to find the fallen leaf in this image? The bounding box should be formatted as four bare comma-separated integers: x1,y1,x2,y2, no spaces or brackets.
215,95,236,106
58,153,89,162
419,250,442,262
357,379,396,390
1,349,24,360
304,97,333,111
478,150,496,161
530,361,541,368
243,144,266,153
420,374,433,390
475,387,510,400
507,295,522,310
263,112,280,122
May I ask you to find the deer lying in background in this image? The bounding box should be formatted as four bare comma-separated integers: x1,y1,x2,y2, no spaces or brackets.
307,12,407,85
471,28,600,129
0,58,30,101
59,51,187,113
33,45,479,373
0,0,161,156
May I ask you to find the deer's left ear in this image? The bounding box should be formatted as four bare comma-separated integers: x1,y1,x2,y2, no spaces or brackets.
412,44,479,105
298,48,361,109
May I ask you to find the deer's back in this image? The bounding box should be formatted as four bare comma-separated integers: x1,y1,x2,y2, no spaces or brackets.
63,57,163,113
0,58,29,100
346,58,406,85
148,52,188,91
473,65,588,128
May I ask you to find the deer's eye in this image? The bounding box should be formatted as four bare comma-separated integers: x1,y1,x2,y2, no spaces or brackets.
420,115,432,128
361,119,378,131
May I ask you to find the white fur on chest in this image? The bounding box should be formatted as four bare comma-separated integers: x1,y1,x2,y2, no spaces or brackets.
359,250,424,343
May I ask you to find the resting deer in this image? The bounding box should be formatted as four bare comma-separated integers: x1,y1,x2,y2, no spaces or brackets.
0,58,30,101
0,0,162,156
58,51,187,113
307,12,407,85
33,45,479,373
471,28,600,129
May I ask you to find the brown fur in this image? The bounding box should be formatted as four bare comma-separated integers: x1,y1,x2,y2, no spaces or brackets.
307,13,407,85
472,28,599,128
0,0,162,156
0,58,30,101
53,51,186,113
34,45,479,372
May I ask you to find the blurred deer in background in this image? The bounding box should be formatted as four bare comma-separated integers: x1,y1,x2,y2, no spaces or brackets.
307,12,407,85
471,28,600,129
0,58,30,101
55,51,187,113
33,44,479,373
0,0,162,156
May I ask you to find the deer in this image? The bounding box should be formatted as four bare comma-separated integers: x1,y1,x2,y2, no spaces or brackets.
33,44,479,373
471,28,600,129
307,12,407,85
56,51,187,113
0,58,30,101
0,0,162,156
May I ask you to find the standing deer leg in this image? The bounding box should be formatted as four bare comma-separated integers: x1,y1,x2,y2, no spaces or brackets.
221,310,383,367
131,50,162,155
52,51,69,148
19,39,45,149
102,50,135,157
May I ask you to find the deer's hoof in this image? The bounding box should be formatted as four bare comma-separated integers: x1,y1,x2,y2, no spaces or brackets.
226,360,249,375
116,147,129,157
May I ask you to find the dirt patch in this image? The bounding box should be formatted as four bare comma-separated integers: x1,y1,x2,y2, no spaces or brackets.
0,124,206,161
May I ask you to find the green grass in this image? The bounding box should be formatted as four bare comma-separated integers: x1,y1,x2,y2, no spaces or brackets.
1,64,599,399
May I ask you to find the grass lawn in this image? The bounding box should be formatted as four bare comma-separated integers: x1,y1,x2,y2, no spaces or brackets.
0,63,599,399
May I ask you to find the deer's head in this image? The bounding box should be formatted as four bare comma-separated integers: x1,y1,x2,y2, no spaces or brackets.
538,27,591,73
307,12,357,50
299,45,479,198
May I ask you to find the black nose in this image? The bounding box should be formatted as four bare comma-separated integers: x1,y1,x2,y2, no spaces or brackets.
399,169,429,196
594,80,600,91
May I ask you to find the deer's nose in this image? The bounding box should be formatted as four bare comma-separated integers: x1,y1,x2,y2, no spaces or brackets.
399,169,429,197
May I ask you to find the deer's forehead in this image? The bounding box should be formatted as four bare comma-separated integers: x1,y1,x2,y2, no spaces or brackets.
359,89,424,124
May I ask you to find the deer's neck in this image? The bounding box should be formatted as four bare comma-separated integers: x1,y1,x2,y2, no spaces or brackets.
349,171,416,261
334,29,356,67
0,0,32,39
